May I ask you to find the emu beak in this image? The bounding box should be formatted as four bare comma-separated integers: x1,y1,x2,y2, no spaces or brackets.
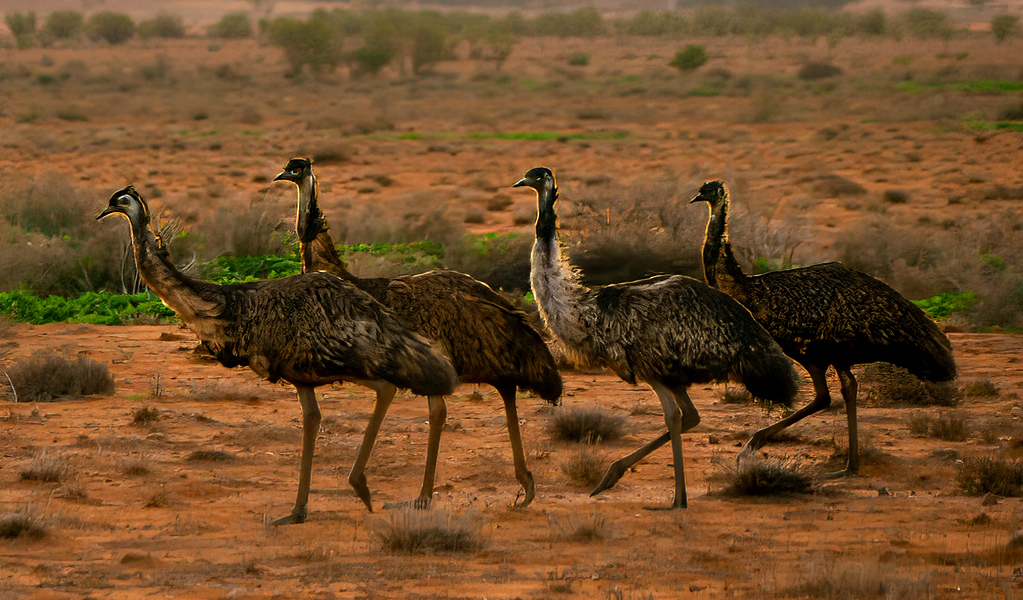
273,171,293,183
512,177,530,188
96,206,118,220
689,195,702,204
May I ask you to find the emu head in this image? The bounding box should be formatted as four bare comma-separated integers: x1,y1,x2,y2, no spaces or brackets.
97,185,151,227
690,180,728,208
513,166,557,211
273,157,313,185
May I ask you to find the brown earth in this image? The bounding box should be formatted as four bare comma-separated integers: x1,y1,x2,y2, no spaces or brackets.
3,6,1023,598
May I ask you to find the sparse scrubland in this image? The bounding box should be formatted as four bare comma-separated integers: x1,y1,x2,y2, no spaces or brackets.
0,2,1021,597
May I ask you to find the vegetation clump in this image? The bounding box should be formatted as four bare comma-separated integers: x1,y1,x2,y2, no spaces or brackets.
560,446,605,487
957,456,1023,496
992,15,1020,44
798,62,843,80
670,44,708,71
860,363,959,407
722,457,813,497
549,406,625,443
0,510,47,539
138,13,186,40
376,508,484,554
86,12,135,45
43,11,84,40
4,355,115,402
210,12,251,39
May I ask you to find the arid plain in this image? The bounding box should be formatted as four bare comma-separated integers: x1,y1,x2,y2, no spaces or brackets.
3,2,1023,598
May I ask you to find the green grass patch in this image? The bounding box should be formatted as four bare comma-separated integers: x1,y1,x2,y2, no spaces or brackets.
913,292,976,320
0,290,175,325
898,80,1023,95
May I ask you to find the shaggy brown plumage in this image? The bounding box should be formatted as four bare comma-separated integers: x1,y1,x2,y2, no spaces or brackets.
516,166,798,509
692,180,956,475
274,158,562,508
98,186,457,523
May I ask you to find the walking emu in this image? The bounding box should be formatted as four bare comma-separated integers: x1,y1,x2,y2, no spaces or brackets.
514,167,799,509
691,181,957,476
98,186,457,523
274,158,562,508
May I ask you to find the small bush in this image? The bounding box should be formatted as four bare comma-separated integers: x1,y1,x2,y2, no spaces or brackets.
999,103,1023,121
376,508,484,554
963,379,998,397
20,451,70,483
722,457,813,497
5,11,36,37
410,19,453,74
487,195,513,212
670,44,708,71
0,509,47,539
908,411,931,436
931,411,968,441
549,406,625,443
210,12,251,39
721,385,754,405
186,449,232,462
43,11,84,40
992,15,1020,44
120,453,150,476
4,355,115,402
568,52,590,66
131,406,159,426
957,456,1023,496
86,12,135,45
904,8,954,41
861,364,959,407
560,446,605,487
883,189,910,204
138,13,186,40
549,512,614,542
351,44,394,75
858,9,888,36
798,62,842,80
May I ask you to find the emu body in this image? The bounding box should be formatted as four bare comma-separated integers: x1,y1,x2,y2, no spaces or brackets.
692,181,956,475
98,186,457,523
516,167,798,509
275,158,562,508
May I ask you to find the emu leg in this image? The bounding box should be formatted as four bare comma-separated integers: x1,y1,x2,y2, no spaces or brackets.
272,385,320,525
497,384,534,509
414,394,448,509
347,381,397,512
824,369,859,479
642,381,696,510
738,364,831,462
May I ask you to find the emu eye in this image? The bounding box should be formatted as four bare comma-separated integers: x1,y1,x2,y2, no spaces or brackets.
291,168,301,175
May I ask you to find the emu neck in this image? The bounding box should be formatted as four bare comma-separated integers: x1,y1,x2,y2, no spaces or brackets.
701,195,749,301
530,181,589,350
126,214,223,326
295,174,354,280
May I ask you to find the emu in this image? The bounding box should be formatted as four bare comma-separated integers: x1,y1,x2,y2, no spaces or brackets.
514,167,799,509
98,186,457,523
274,158,562,508
691,180,957,476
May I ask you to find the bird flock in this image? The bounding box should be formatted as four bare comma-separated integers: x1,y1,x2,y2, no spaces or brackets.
95,162,956,522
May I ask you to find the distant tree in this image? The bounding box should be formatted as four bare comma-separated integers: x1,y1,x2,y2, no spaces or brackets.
410,18,452,74
210,12,252,39
266,14,344,76
992,14,1020,44
904,8,954,41
5,11,36,48
43,11,84,40
670,44,708,71
858,9,887,36
86,12,135,45
138,13,186,39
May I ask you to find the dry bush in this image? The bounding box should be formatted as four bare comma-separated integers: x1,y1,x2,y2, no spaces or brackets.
0,508,47,540
188,380,261,403
375,507,484,555
962,379,998,397
883,189,910,204
144,488,168,508
119,453,150,476
930,411,968,441
720,385,754,405
131,406,159,426
444,231,533,292
957,456,1023,496
559,446,605,487
549,406,625,443
200,194,292,258
54,479,87,502
487,194,513,212
810,173,867,197
907,411,931,436
860,363,959,407
548,511,615,542
20,451,71,483
3,354,115,402
782,556,933,599
186,449,232,462
722,457,812,497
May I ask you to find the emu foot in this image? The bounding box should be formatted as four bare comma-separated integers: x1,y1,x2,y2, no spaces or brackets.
823,468,859,480
270,508,308,526
590,461,630,497
642,503,687,511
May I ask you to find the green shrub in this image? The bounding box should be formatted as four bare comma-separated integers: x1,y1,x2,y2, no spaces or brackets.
5,11,36,37
904,8,954,41
567,52,589,66
670,44,708,71
210,12,251,39
858,9,888,36
43,11,84,40
86,12,135,44
410,18,452,74
912,292,976,320
266,16,344,75
351,45,394,75
992,14,1020,44
138,13,186,39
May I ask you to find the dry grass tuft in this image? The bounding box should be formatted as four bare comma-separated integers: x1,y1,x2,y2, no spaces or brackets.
186,449,233,462
376,507,484,555
131,406,160,426
188,380,261,403
722,457,813,497
930,411,968,441
0,508,47,540
559,446,605,487
3,354,115,402
957,456,1023,497
549,512,616,542
20,451,71,483
962,379,999,397
720,385,754,405
144,487,168,508
860,363,959,407
119,453,150,476
549,406,625,443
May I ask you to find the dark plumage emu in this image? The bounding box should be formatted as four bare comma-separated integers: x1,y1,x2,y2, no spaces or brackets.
691,181,957,476
274,158,562,509
514,167,798,509
98,186,457,523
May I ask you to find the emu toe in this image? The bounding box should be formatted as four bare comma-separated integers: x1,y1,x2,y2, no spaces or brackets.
513,478,535,509
270,508,308,526
590,461,630,497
